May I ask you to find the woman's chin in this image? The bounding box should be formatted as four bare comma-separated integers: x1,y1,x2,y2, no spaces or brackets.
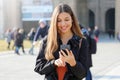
61,31,67,34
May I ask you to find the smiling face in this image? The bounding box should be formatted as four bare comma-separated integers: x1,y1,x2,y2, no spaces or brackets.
57,12,73,35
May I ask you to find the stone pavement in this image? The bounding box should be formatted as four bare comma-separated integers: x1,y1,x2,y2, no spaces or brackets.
92,39,120,80
0,38,120,80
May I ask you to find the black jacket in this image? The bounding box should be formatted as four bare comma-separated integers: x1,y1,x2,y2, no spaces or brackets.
34,35,89,80
15,33,24,47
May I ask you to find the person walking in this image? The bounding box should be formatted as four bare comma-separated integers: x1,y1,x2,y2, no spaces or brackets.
14,28,25,55
33,19,48,44
34,3,89,80
80,25,97,80
30,19,49,55
93,26,100,42
11,28,20,50
117,32,120,42
27,28,36,55
5,28,12,49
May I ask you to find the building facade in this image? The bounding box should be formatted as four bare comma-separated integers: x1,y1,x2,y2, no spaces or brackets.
22,0,53,33
116,0,120,35
0,0,119,39
88,0,115,33
0,0,22,38
52,0,88,28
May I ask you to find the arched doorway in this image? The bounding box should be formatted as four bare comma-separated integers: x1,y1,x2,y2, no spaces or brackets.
89,9,95,30
105,8,115,38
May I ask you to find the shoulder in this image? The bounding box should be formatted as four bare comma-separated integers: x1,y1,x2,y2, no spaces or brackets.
81,38,88,48
81,37,87,42
71,35,88,46
73,35,87,42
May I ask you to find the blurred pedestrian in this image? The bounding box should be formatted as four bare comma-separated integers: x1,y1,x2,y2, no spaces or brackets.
30,19,49,55
5,28,12,49
88,27,93,37
117,32,120,42
34,3,89,80
14,28,25,55
80,25,97,80
93,26,100,42
107,29,115,39
33,19,49,44
27,28,36,55
11,28,20,50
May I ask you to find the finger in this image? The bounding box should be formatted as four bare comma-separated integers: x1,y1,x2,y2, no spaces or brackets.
66,49,70,55
69,50,73,56
56,60,62,67
62,62,66,67
59,59,63,64
57,59,66,67
61,50,67,57
59,59,66,66
59,52,64,60
54,60,59,66
59,52,62,58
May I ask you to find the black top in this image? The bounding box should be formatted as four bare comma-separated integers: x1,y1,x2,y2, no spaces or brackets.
34,35,89,80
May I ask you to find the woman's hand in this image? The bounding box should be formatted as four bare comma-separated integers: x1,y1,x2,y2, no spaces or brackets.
59,49,76,67
54,58,66,67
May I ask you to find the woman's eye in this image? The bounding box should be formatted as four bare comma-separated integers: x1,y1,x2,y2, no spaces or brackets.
57,19,61,22
65,18,70,21
65,19,69,21
57,18,70,22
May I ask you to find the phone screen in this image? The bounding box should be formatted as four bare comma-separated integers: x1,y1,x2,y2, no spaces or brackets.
60,44,71,55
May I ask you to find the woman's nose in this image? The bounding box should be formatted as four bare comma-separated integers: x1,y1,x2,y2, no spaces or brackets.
61,21,66,26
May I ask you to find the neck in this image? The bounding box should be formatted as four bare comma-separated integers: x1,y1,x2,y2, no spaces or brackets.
60,31,73,44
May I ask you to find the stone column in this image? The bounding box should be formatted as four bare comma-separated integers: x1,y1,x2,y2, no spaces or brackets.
52,0,88,27
76,0,88,27
3,0,22,30
115,0,120,35
0,0,4,38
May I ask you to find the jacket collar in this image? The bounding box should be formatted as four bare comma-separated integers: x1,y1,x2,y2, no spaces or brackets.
69,35,81,48
57,35,81,48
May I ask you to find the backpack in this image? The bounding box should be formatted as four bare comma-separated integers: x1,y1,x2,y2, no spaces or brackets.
87,36,97,54
81,28,97,54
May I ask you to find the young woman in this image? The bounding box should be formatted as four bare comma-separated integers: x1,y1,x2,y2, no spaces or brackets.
34,3,89,80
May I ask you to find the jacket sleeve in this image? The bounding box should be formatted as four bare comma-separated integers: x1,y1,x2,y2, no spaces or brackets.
34,38,56,75
33,27,41,41
70,38,89,79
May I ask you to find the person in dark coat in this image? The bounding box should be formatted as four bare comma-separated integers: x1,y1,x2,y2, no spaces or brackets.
93,26,100,42
5,28,12,49
34,3,89,80
27,28,36,55
33,19,48,42
117,32,120,41
11,28,20,49
14,29,25,55
80,26,94,80
31,19,49,55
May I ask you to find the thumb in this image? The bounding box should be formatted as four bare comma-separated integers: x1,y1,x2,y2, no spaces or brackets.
59,52,64,60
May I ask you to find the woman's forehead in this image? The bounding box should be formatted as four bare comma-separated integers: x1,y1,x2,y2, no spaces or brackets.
57,12,71,18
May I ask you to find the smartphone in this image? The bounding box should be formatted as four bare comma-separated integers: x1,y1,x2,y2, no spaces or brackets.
60,44,71,55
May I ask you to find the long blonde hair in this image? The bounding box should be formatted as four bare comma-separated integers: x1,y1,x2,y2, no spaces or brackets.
45,3,84,60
